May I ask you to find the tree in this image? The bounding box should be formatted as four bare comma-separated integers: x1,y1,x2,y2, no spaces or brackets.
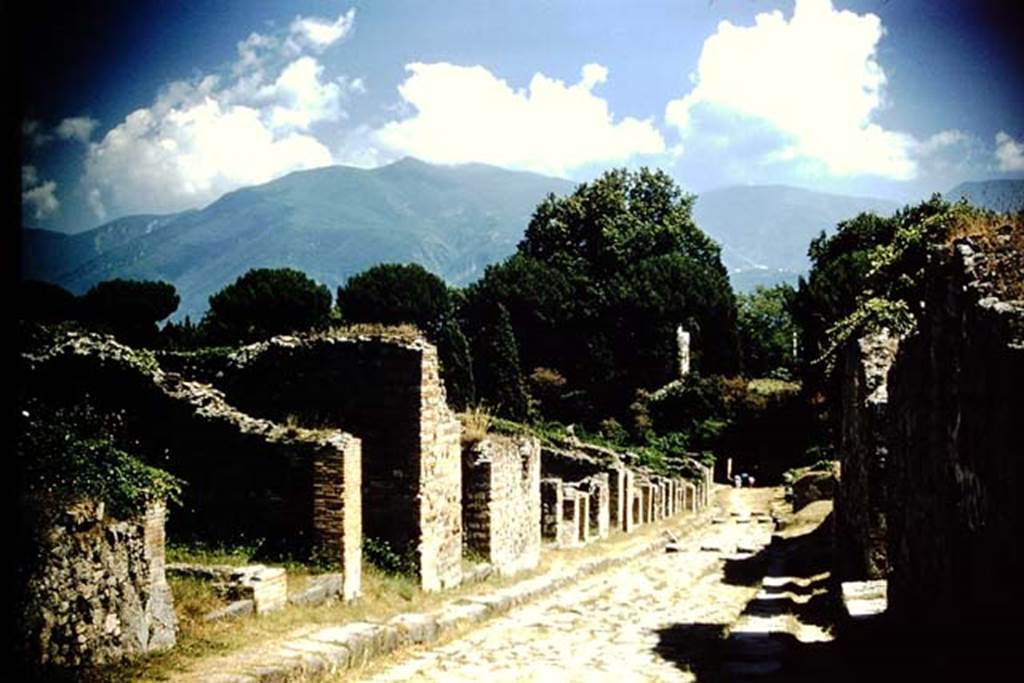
18,280,78,323
736,284,798,377
203,268,331,344
471,301,530,421
466,168,739,425
338,263,477,407
337,263,450,339
436,318,475,410
80,279,179,347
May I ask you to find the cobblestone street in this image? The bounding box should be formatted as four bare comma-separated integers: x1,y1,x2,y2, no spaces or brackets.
350,487,838,682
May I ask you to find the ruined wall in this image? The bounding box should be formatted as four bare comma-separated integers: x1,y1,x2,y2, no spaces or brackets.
462,436,541,575
887,240,1024,631
540,479,563,541
580,473,610,539
19,502,175,668
219,334,462,591
559,488,585,547
21,333,363,598
834,332,898,581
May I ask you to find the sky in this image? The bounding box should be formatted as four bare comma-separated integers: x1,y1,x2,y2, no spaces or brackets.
16,0,1024,233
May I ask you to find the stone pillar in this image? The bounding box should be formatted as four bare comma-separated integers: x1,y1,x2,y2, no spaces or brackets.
676,326,691,378
582,473,610,540
559,488,584,547
641,483,654,524
607,466,626,532
623,469,637,532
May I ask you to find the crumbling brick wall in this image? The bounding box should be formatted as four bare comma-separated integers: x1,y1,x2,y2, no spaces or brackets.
887,240,1024,632
462,436,541,575
20,333,363,599
18,501,176,669
218,333,462,591
834,331,898,581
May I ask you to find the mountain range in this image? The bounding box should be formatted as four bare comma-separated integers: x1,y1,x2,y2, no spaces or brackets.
21,158,1024,319
944,179,1024,214
21,158,575,320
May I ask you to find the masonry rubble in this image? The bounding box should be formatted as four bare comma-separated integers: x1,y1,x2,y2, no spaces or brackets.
18,501,176,668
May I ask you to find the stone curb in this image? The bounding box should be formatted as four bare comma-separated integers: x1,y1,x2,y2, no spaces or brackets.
173,508,715,682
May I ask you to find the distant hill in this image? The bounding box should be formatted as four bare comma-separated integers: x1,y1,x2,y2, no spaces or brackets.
21,158,575,320
692,185,900,292
944,179,1024,213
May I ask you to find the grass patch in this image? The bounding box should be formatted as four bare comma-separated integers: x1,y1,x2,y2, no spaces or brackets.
458,405,493,446
166,541,262,567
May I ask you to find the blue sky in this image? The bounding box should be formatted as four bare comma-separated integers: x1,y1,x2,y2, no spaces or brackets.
18,0,1024,232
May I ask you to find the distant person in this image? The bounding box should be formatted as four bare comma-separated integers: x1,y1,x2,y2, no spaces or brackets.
734,474,742,488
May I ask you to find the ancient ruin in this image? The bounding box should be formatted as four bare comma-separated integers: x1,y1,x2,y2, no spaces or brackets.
462,435,541,575
215,333,463,591
19,501,176,667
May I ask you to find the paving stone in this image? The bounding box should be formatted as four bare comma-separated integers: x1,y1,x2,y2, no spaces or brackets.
203,599,254,622
388,613,440,646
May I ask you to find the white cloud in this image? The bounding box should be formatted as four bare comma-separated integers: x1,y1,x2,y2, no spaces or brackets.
917,129,968,156
288,9,356,53
374,62,665,177
79,9,362,220
56,116,99,143
995,131,1024,172
665,0,917,180
22,164,39,187
84,94,333,218
22,165,59,220
22,119,53,147
259,57,346,131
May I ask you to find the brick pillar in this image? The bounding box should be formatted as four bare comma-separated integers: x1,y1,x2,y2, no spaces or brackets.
312,435,362,600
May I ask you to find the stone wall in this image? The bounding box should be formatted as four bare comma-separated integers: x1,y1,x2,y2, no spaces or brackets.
579,473,610,539
219,333,462,591
462,436,541,575
19,501,176,668
886,239,1024,632
540,479,563,541
559,488,586,547
834,332,898,581
622,468,637,532
20,333,363,599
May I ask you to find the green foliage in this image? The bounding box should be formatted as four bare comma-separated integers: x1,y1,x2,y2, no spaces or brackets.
80,278,180,348
466,168,739,426
16,400,183,519
363,537,418,577
337,263,477,409
160,315,203,350
338,263,451,339
19,280,78,323
645,374,728,435
203,267,332,344
167,540,263,567
815,297,915,373
736,283,798,376
795,195,954,380
470,302,530,421
437,318,476,410
528,366,569,420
